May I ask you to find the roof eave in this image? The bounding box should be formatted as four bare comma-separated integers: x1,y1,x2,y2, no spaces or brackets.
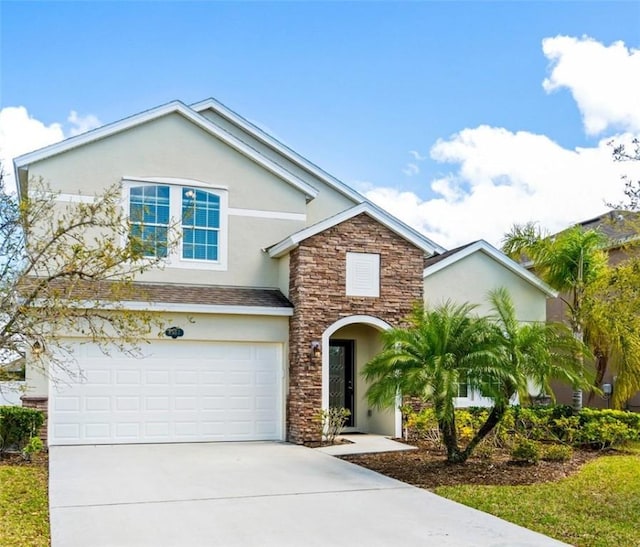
191,97,366,205
13,100,319,201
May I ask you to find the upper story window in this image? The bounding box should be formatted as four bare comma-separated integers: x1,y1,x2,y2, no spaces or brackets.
129,185,170,258
124,178,228,270
181,188,220,261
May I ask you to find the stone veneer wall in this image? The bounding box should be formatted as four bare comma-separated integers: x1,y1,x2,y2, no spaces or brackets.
287,213,426,444
21,396,48,446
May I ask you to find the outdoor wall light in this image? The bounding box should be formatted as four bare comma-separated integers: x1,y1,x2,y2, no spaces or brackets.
31,340,44,356
310,341,321,359
164,327,185,339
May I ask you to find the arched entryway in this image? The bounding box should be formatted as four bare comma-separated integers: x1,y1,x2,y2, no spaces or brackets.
321,315,401,438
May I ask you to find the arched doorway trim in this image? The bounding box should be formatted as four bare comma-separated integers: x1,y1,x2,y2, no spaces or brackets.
321,315,401,437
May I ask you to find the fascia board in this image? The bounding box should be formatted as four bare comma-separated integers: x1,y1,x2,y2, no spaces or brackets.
13,101,319,200
423,240,558,298
191,98,365,204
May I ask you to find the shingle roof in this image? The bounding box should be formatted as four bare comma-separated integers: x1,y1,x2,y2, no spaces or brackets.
32,279,293,308
576,210,639,246
423,241,476,268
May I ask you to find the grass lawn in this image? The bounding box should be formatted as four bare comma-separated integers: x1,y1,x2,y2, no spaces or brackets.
0,455,49,547
436,453,640,547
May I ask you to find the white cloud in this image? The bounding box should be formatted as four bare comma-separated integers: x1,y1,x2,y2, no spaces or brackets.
0,107,102,192
365,127,640,249
67,111,101,136
0,107,65,192
402,163,420,176
402,150,426,176
542,36,640,135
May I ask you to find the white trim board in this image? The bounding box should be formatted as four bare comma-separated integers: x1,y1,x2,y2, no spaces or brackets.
228,208,306,221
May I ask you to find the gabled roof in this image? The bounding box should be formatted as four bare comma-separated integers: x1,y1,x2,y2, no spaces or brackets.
268,202,445,258
13,100,319,200
423,239,557,298
14,97,448,258
191,97,366,205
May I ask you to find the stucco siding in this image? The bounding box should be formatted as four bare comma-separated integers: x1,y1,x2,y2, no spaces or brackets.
28,113,307,213
137,215,303,286
27,113,309,287
424,251,547,322
199,108,359,225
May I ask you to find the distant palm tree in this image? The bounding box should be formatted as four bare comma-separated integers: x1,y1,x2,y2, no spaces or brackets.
503,223,607,409
363,291,588,463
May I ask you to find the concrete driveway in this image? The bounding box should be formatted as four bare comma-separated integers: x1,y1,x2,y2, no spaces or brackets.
49,442,567,547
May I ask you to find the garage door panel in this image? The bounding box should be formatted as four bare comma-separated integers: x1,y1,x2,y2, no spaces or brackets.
85,396,110,411
115,397,140,411
49,341,284,445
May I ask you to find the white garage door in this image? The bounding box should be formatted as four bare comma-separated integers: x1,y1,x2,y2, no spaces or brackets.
49,341,284,445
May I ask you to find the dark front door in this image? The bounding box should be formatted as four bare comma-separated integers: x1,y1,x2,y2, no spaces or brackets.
328,340,355,427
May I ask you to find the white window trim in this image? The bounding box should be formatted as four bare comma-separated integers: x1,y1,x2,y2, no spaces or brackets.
122,178,228,271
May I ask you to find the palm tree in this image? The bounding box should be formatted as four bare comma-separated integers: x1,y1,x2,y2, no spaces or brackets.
502,223,607,410
363,291,589,464
363,301,501,463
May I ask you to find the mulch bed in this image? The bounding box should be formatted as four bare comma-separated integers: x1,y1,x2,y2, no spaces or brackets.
0,451,48,467
341,442,602,489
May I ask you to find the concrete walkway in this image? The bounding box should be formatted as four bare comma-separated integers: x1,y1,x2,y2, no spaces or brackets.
316,434,418,455
49,442,568,547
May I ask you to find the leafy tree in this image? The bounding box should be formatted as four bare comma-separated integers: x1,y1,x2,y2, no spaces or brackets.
502,224,607,410
584,259,640,407
363,290,588,463
0,166,175,384
612,137,640,211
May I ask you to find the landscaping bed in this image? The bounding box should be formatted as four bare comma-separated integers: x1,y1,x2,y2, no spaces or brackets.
341,442,601,488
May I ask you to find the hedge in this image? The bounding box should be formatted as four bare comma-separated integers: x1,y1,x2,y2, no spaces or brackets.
0,406,45,453
403,405,640,449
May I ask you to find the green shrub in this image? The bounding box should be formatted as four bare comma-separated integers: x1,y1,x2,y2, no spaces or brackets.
473,440,496,460
0,406,45,453
577,417,634,449
542,444,573,462
511,438,541,464
402,404,640,453
22,436,44,461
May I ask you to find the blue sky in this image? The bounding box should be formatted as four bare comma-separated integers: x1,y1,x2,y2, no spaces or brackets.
1,1,639,247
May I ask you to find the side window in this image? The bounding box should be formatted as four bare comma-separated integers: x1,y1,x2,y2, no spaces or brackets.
129,185,170,257
181,188,220,261
456,379,469,398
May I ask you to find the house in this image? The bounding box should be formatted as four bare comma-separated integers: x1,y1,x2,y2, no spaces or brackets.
546,211,640,411
13,98,448,445
423,240,557,407
13,98,554,446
